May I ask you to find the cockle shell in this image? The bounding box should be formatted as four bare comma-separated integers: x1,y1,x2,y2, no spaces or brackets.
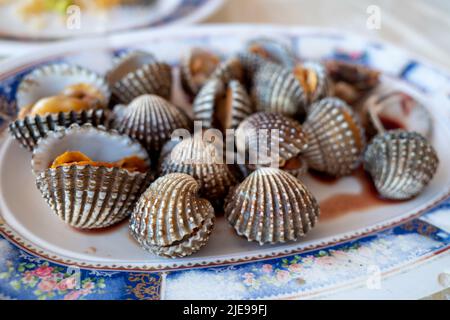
300,61,331,107
246,37,297,68
130,173,215,258
235,112,308,168
159,135,238,201
116,94,192,154
211,57,244,84
361,91,433,140
32,124,152,229
180,47,221,97
237,52,268,89
193,78,253,131
303,97,366,176
363,130,439,200
225,167,320,245
9,63,111,151
106,51,172,104
253,63,308,118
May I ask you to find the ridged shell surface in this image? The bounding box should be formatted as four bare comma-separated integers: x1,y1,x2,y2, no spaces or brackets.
160,136,238,201
9,109,109,151
130,173,215,258
32,124,151,229
211,58,244,84
117,94,192,153
303,98,366,176
107,51,172,104
236,112,308,166
225,168,320,245
253,63,308,118
193,78,253,130
363,130,439,200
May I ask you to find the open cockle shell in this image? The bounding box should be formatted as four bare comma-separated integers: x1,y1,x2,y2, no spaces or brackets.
225,167,320,245
159,135,239,201
361,91,433,140
116,94,192,154
253,63,308,118
180,47,221,97
303,97,366,176
130,173,215,258
211,57,244,84
193,78,253,131
106,50,172,104
235,112,309,169
363,130,439,200
246,37,297,68
32,124,152,229
300,61,331,107
9,63,111,151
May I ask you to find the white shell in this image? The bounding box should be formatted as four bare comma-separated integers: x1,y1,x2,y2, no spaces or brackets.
225,167,320,245
130,173,215,258
32,124,152,229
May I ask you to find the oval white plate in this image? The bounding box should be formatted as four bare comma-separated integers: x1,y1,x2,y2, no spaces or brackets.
0,25,449,271
0,0,223,40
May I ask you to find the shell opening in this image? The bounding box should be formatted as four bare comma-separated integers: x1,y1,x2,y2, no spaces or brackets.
294,65,318,94
190,51,220,86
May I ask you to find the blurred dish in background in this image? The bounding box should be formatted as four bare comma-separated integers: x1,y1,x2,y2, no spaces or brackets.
0,0,223,40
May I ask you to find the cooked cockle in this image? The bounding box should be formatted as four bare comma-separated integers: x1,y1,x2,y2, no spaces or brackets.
116,94,192,154
32,124,152,229
193,78,253,131
130,173,215,258
303,97,366,176
245,37,297,68
106,50,172,104
180,47,221,97
9,63,111,151
50,151,149,173
159,135,238,202
225,167,320,245
253,63,308,118
235,112,308,175
298,61,331,107
363,130,439,200
326,60,380,105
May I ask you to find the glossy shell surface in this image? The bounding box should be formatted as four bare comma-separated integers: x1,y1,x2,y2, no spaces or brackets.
225,167,320,245
32,124,151,229
363,130,439,200
130,173,215,258
303,97,366,176
117,94,192,154
107,51,172,104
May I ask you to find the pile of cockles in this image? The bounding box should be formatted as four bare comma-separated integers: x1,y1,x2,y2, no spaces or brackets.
9,37,439,258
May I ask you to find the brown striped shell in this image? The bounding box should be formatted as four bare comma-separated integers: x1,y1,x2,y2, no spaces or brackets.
300,61,331,107
303,97,366,176
129,173,215,258
211,57,244,84
32,124,152,229
252,63,308,118
116,94,192,153
193,78,253,131
363,130,439,200
225,167,320,245
159,135,238,201
235,112,309,169
106,51,172,104
180,47,221,97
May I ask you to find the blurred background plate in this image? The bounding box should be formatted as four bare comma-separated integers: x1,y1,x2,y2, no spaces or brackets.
0,0,224,56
